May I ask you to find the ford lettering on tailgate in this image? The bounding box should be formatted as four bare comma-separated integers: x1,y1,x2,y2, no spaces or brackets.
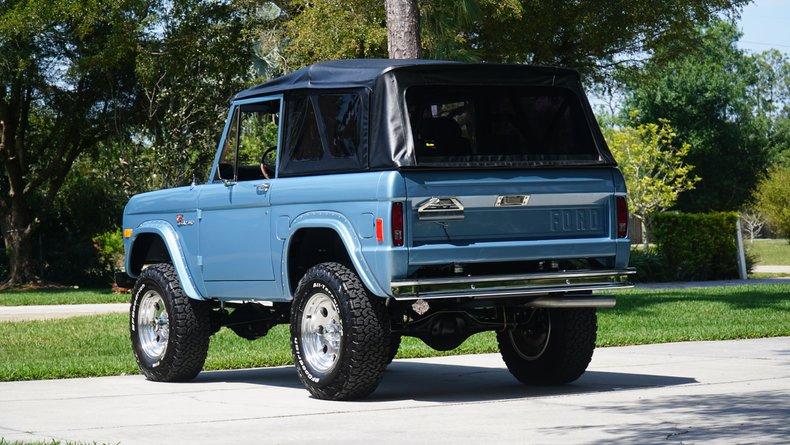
550,208,601,233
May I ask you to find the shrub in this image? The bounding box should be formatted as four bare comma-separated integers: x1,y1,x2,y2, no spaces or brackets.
628,246,667,282
754,166,790,241
651,212,746,281
93,229,125,274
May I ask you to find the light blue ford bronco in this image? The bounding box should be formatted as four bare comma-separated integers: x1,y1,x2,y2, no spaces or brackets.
121,59,634,400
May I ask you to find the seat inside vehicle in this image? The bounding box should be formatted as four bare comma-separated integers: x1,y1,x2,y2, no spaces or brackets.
418,117,472,156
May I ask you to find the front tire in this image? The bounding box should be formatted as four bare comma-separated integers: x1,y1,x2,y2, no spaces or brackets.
130,263,211,382
290,262,390,400
497,308,597,385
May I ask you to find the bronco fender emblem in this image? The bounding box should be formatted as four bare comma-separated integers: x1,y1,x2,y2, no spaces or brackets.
175,214,195,227
417,197,464,221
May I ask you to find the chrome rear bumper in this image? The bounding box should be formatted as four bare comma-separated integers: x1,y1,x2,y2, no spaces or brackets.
390,268,636,303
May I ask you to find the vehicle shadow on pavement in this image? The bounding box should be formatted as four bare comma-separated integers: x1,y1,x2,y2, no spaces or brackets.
196,361,696,403
370,362,697,403
535,389,790,443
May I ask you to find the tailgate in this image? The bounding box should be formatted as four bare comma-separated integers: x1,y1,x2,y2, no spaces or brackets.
403,168,616,264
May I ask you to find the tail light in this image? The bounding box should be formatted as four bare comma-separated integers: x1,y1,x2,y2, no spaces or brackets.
616,196,628,238
391,201,405,247
375,218,384,243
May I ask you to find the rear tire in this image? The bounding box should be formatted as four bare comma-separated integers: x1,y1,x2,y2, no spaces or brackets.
130,263,211,382
497,308,596,385
387,334,402,364
290,262,390,400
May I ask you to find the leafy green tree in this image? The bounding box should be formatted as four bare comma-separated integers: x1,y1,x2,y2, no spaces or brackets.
754,165,790,241
622,20,772,212
751,50,789,165
283,0,388,67
132,0,273,189
0,0,147,286
604,116,699,247
283,0,746,79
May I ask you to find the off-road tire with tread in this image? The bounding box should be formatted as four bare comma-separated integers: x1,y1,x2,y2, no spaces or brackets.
290,262,390,400
387,334,402,364
130,263,212,382
497,308,596,385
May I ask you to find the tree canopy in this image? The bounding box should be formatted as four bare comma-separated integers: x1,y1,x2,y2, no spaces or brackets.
283,0,748,80
0,0,147,284
621,20,787,212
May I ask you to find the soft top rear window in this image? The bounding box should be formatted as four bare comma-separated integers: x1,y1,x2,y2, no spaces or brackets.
406,85,603,167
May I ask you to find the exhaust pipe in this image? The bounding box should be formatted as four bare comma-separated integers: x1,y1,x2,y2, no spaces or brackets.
527,295,616,308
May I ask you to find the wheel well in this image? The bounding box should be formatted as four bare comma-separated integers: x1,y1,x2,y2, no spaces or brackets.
287,228,352,293
130,233,171,275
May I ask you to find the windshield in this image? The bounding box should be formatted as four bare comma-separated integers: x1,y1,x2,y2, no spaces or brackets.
406,85,604,167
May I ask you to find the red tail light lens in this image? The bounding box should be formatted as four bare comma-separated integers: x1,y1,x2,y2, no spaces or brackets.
391,202,404,247
616,196,628,238
375,218,384,243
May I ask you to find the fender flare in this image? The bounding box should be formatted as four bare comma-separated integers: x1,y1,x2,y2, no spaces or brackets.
283,211,387,297
126,220,205,300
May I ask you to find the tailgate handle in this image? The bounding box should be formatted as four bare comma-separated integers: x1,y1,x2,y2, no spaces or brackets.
495,195,530,207
417,197,465,221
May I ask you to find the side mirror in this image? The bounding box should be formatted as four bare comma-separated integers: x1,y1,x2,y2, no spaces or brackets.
222,178,236,187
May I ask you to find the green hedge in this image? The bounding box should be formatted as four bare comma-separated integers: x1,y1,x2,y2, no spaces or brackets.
629,247,667,282
650,211,744,281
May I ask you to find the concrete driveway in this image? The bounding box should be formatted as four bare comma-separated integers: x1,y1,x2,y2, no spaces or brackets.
1,337,788,444
0,303,129,322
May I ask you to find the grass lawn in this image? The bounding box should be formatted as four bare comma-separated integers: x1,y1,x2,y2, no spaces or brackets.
0,283,788,382
747,238,790,265
0,288,129,306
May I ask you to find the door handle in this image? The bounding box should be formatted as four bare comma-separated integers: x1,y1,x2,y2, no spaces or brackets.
255,183,270,194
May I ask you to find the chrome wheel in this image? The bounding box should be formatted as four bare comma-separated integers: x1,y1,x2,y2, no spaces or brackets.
137,290,169,360
509,309,551,361
300,292,342,374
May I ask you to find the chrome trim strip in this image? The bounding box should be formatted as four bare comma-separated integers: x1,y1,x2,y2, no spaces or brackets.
391,268,636,288
391,283,633,301
390,268,635,301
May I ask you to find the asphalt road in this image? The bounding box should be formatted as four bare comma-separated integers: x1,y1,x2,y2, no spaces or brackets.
1,337,788,444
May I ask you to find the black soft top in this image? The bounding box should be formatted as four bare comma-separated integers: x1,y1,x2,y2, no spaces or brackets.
235,59,581,99
233,60,614,176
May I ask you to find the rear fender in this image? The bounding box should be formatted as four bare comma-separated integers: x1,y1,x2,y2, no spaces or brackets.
283,211,386,297
126,220,205,300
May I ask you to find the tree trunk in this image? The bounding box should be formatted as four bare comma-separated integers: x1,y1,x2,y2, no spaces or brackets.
385,0,422,58
1,203,39,287
641,219,649,250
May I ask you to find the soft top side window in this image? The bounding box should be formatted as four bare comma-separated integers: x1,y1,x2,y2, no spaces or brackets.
279,90,367,177
215,99,280,182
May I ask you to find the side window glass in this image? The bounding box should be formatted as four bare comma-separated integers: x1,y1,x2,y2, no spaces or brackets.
237,101,280,181
280,90,365,177
216,109,238,181
291,97,324,161
317,94,360,158
215,100,280,182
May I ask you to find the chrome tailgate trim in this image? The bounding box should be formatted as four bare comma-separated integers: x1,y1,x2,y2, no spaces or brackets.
390,268,635,301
